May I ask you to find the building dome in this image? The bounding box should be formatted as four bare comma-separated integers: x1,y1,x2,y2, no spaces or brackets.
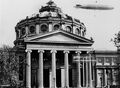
14,0,87,47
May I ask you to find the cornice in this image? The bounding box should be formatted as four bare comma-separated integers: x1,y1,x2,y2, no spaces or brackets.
25,29,93,43
96,65,119,69
16,16,83,29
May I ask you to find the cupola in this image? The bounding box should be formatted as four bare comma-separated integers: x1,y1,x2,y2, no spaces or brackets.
14,0,87,46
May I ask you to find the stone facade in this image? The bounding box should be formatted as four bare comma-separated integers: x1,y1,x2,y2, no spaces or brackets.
95,51,120,88
13,1,120,88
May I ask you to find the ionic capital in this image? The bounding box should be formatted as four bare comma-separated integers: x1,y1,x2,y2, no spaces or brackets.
50,50,57,53
87,51,90,54
86,51,92,54
25,49,32,53
75,51,81,54
38,49,44,53
63,50,69,54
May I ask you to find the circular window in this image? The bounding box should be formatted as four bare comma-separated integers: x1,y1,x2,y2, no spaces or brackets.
21,28,26,35
75,28,80,35
29,26,35,34
66,26,72,32
54,25,59,30
41,24,48,32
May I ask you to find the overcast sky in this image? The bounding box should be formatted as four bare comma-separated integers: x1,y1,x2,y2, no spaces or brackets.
0,0,120,50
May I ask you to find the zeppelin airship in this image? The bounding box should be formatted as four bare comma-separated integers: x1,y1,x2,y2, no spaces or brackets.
75,4,114,10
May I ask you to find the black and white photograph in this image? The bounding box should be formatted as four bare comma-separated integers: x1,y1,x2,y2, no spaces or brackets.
0,0,120,88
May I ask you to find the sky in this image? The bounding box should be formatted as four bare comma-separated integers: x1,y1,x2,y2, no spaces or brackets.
0,0,120,50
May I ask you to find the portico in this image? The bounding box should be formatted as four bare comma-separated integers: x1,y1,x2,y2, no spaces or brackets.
26,49,93,88
24,28,94,88
13,1,120,88
24,30,93,88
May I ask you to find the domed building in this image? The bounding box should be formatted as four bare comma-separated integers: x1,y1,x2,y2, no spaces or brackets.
14,1,120,88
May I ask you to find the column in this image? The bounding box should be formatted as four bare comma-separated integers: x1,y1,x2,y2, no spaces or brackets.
73,26,76,34
92,57,96,87
104,69,107,86
25,26,29,35
76,51,81,88
86,56,89,87
62,24,65,30
113,69,118,85
112,69,116,85
64,50,69,88
26,49,32,88
49,22,53,32
51,50,57,88
80,29,82,36
97,69,101,87
61,68,65,87
50,71,52,88
18,29,21,38
36,24,40,34
83,57,85,87
89,52,92,88
38,50,44,88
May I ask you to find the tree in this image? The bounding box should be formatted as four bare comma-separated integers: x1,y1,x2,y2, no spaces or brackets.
112,31,120,47
0,45,19,87
112,31,120,86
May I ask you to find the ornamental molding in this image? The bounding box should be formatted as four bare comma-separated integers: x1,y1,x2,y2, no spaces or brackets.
26,44,92,51
24,29,93,45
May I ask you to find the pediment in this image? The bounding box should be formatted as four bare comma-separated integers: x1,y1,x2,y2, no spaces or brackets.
24,30,93,45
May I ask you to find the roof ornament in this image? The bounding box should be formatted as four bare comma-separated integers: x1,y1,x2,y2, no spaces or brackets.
75,0,114,10
47,0,56,7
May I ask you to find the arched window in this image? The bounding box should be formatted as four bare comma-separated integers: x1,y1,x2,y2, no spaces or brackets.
21,28,26,35
75,28,80,35
54,24,59,30
41,24,48,33
66,26,72,32
29,26,35,34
